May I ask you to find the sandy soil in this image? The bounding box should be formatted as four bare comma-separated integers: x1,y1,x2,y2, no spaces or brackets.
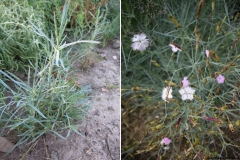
0,38,120,160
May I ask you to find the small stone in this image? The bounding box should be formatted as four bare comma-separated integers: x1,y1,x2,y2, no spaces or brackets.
113,56,117,60
102,88,108,92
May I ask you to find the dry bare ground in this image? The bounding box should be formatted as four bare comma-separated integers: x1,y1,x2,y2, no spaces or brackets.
0,38,120,160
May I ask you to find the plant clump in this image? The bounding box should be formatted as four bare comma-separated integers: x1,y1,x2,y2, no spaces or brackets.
122,0,240,159
0,0,119,155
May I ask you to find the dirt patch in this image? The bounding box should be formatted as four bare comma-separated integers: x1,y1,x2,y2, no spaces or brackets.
0,38,120,160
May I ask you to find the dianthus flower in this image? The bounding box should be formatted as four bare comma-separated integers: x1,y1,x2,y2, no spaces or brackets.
178,86,195,101
160,137,171,145
131,33,149,51
181,77,189,88
206,50,210,57
216,74,225,84
162,87,173,102
169,43,182,52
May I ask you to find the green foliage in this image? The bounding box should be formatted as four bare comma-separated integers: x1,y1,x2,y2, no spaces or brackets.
0,0,96,149
0,0,118,71
99,0,120,46
0,69,90,145
0,0,47,71
122,0,240,159
0,0,118,154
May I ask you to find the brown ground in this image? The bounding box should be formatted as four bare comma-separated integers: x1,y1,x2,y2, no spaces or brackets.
0,38,120,160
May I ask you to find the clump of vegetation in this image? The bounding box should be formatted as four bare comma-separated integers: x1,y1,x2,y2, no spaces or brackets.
0,0,47,71
0,0,119,155
121,0,240,159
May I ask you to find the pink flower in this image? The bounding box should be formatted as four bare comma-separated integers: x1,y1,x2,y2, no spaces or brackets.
160,137,171,145
206,50,210,57
181,77,189,88
216,74,225,84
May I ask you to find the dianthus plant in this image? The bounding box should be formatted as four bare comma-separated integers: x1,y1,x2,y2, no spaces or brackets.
121,0,240,159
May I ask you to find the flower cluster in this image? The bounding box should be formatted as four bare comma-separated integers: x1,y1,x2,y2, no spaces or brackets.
131,33,184,53
179,77,195,101
130,37,226,101
162,74,225,102
162,77,195,101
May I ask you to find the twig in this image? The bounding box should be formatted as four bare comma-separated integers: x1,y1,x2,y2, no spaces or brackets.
43,136,50,159
20,138,40,160
105,134,114,160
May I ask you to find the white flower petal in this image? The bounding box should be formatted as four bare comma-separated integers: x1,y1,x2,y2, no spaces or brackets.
162,87,173,102
139,33,147,40
138,40,149,51
160,139,164,145
132,34,140,42
138,45,144,51
178,88,185,95
169,44,180,52
169,88,173,95
168,88,173,99
186,87,195,94
164,146,170,150
172,47,178,52
162,87,167,101
131,42,140,50
142,39,149,46
188,94,194,100
190,89,195,94
182,94,187,100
